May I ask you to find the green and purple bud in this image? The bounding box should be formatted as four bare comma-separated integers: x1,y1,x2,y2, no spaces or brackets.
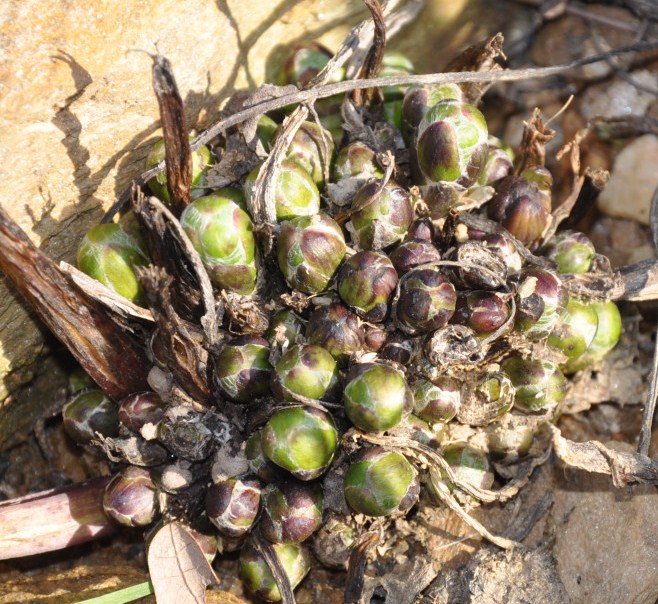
401,84,463,145
102,466,159,527
452,291,512,336
267,309,306,347
279,42,343,87
514,267,566,341
478,138,514,186
260,480,324,544
349,181,413,250
501,355,568,414
541,230,595,274
118,391,166,434
276,121,334,188
245,159,320,221
405,218,436,243
246,429,287,483
379,331,417,365
261,407,338,480
240,540,312,603
487,167,553,247
333,141,384,182
277,213,346,294
305,304,364,362
63,389,120,445
271,344,339,402
180,192,257,294
206,476,262,538
343,363,413,432
389,240,442,275
337,250,398,322
344,447,419,516
439,443,494,491
412,376,461,423
77,223,151,304
396,267,457,334
215,335,272,402
416,99,488,185
145,138,214,203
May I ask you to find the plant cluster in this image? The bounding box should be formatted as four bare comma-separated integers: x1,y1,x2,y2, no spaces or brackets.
61,36,623,602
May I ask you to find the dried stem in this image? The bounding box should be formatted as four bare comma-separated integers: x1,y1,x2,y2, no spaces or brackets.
0,205,150,401
0,477,113,559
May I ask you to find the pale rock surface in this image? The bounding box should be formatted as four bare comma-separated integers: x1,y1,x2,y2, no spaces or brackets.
598,134,658,225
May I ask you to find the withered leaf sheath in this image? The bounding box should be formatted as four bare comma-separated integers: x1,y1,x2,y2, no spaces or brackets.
152,54,192,216
0,205,150,401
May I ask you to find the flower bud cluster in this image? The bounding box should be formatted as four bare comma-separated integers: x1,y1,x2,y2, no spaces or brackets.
67,41,624,601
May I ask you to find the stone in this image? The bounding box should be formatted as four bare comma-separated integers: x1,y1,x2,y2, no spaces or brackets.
598,134,658,225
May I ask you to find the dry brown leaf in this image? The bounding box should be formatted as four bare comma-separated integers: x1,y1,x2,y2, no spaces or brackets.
147,522,219,604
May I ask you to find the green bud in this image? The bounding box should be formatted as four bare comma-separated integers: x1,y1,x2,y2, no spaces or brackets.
240,540,312,603
416,99,488,185
77,223,150,304
337,250,398,322
103,466,159,527
344,448,419,516
271,344,339,401
145,138,214,202
206,476,262,538
501,355,567,414
261,480,324,544
244,159,320,221
180,192,256,294
560,300,622,374
277,213,346,294
257,114,279,149
379,51,415,101
261,407,338,480
343,363,413,432
63,389,119,445
215,335,272,402
542,230,595,274
548,297,599,363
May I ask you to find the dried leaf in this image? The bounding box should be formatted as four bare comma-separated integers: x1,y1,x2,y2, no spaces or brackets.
147,522,218,604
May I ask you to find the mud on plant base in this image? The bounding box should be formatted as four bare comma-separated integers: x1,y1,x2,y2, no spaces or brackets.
2,2,658,603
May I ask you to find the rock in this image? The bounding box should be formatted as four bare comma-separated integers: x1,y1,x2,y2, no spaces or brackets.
552,464,658,604
0,0,379,410
598,135,658,225
580,71,658,120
